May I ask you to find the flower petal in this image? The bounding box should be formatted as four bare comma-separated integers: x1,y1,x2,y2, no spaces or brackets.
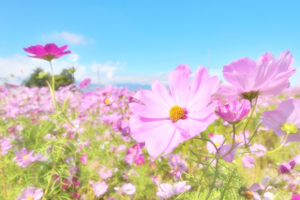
168,64,191,107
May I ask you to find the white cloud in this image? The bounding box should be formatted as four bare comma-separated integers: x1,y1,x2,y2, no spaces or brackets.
43,31,94,45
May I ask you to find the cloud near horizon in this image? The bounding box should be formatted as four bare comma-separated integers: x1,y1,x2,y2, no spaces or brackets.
0,55,299,89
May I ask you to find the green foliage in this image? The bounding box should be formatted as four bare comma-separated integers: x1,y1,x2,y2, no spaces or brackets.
23,68,74,90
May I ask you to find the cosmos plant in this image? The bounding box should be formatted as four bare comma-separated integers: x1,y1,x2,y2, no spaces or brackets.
0,46,299,200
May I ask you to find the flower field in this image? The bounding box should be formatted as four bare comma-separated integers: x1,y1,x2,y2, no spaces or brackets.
1,44,300,200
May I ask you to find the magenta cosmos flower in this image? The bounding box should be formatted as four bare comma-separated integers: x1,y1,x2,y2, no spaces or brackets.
16,187,43,200
219,51,296,101
292,193,300,200
215,100,250,124
79,78,91,89
24,43,71,61
130,64,219,158
262,99,300,143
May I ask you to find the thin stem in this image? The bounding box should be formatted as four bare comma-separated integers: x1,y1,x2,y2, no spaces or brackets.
246,122,262,146
221,124,236,159
0,144,7,199
49,61,55,91
266,133,289,154
194,137,219,154
243,96,258,148
205,158,219,200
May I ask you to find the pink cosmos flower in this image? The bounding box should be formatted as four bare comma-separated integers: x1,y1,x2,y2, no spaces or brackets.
23,43,71,61
79,78,91,89
92,181,108,197
292,193,300,200
215,100,250,124
130,64,218,158
279,162,293,174
248,178,274,200
152,175,161,185
249,144,267,157
99,167,113,180
156,182,191,199
262,99,300,143
171,170,181,180
242,156,255,168
13,148,45,168
173,182,191,194
16,187,43,200
156,183,175,199
168,154,181,167
134,155,145,166
0,138,12,155
80,154,87,165
218,51,296,101
121,183,136,195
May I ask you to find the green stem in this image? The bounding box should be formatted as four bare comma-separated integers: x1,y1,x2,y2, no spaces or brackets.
221,124,236,159
0,144,7,199
205,158,219,200
243,96,258,148
246,122,261,146
49,61,55,91
266,133,289,154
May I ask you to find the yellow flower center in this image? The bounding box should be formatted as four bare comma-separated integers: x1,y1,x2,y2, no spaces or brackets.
245,190,254,199
138,160,141,164
23,155,28,159
26,197,34,200
104,99,110,104
215,142,219,147
169,106,186,122
237,138,242,143
99,186,103,190
281,123,298,134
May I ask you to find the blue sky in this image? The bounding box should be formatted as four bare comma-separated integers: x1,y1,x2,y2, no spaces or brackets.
1,1,300,87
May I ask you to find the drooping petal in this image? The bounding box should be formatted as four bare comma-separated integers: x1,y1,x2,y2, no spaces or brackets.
130,115,172,142
163,129,187,154
262,110,285,125
146,127,176,158
277,99,300,123
261,119,285,137
219,144,239,162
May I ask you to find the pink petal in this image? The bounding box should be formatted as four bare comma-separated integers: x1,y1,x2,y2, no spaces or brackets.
187,74,218,111
223,72,254,92
44,43,59,54
187,66,209,103
256,52,274,66
151,79,175,108
145,128,176,158
277,99,300,123
133,90,169,112
228,57,257,75
130,116,172,142
168,64,191,107
129,103,169,118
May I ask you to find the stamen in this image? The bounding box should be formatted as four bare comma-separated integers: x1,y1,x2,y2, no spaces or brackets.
169,106,186,122
281,123,298,134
